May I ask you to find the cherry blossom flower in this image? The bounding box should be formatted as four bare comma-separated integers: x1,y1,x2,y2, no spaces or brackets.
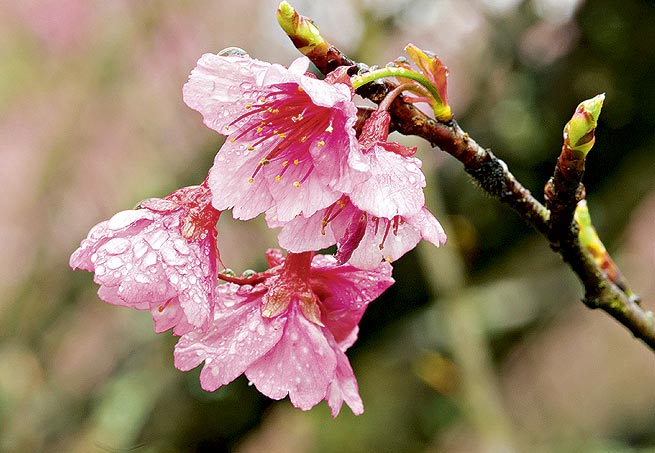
174,249,394,416
70,183,221,335
277,197,446,269
183,53,368,221
275,110,447,269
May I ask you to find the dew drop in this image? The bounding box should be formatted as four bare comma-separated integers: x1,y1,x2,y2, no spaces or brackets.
107,210,145,230
162,247,185,266
105,256,124,270
236,284,253,296
236,330,248,342
132,240,148,259
174,238,191,255
247,319,258,331
104,237,131,255
134,273,150,283
146,230,168,250
143,251,158,268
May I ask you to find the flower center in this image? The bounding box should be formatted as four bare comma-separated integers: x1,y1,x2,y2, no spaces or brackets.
224,83,336,188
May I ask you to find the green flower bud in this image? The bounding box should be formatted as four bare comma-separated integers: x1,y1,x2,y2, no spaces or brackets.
574,200,605,255
277,2,327,55
564,94,605,155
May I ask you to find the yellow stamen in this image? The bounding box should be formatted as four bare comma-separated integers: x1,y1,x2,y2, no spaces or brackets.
248,177,254,183
275,175,281,181
293,159,299,165
317,141,325,147
293,181,301,188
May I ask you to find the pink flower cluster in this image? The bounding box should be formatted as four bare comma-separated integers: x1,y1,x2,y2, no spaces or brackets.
71,51,446,416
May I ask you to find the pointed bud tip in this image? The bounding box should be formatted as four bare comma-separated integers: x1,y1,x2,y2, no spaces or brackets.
276,1,325,50
277,2,296,34
566,94,605,154
578,93,605,123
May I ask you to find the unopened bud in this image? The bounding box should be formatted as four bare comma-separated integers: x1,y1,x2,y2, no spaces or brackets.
405,43,451,121
277,2,327,56
564,94,605,155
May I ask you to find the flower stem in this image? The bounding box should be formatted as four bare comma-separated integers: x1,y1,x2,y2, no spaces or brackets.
351,67,447,118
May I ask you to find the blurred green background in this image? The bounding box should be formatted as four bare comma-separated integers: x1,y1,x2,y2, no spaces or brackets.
2,0,655,451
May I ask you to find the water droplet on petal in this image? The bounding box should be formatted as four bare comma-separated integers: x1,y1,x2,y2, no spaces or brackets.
236,284,253,296
146,229,168,250
143,251,158,268
103,237,131,255
107,210,146,231
105,256,124,270
134,273,150,283
161,246,186,266
132,240,148,259
174,238,190,255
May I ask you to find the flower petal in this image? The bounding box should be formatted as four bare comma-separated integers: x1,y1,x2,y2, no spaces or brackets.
325,335,364,417
349,146,425,218
174,283,286,390
183,54,276,134
245,304,337,411
310,256,394,345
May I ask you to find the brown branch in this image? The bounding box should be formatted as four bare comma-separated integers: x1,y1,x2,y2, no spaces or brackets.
286,32,655,352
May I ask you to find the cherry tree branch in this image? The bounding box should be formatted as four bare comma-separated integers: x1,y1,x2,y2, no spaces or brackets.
277,3,655,352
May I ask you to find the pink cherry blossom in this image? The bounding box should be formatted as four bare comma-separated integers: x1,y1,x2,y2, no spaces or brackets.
174,250,394,416
70,183,221,335
277,197,446,270
183,53,368,221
